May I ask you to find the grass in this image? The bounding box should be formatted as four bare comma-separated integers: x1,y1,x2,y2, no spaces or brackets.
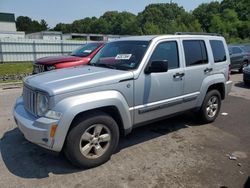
0,62,33,76
0,80,22,84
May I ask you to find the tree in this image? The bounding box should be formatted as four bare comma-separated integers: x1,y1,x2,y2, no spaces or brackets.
192,2,221,32
16,16,33,32
53,23,72,33
40,19,48,30
16,16,48,33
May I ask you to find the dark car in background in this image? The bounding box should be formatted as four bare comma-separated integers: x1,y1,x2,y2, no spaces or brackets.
243,43,250,53
243,64,250,86
33,42,105,74
228,45,250,73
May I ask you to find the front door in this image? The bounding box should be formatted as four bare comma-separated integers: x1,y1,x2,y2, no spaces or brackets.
133,40,184,125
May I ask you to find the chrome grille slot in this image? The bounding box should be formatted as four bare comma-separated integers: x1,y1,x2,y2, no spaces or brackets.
23,86,37,116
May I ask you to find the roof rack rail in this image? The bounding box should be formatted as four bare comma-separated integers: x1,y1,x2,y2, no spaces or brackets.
175,32,221,36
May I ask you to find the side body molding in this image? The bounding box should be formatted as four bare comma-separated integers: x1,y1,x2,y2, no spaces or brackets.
52,90,132,151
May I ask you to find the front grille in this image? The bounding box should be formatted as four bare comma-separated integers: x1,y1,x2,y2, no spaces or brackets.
33,64,45,74
23,86,37,116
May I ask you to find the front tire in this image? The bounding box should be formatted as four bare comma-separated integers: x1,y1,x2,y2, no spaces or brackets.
199,90,221,123
64,111,119,168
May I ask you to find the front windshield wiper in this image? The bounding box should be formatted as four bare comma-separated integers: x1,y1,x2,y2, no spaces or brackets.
91,63,117,69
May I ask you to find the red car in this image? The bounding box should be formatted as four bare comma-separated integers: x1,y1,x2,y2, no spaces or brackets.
33,42,105,74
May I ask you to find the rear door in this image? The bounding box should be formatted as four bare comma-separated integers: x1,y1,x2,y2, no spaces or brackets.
181,39,211,110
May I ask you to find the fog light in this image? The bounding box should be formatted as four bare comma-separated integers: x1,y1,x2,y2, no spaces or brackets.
50,124,58,138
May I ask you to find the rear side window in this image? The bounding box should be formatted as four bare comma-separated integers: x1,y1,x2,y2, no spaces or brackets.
210,40,227,63
150,41,179,69
183,40,208,66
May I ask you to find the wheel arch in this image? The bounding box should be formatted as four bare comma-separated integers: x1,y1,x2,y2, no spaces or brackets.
52,90,132,152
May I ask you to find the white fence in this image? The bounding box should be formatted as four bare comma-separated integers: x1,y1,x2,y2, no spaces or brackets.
0,38,87,63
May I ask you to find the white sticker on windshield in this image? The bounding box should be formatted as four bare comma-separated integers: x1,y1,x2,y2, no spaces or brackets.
115,54,132,60
84,50,92,53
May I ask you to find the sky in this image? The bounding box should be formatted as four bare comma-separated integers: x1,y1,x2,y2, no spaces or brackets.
0,0,216,27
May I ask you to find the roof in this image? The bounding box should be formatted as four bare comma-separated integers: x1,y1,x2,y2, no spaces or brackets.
0,13,15,23
116,34,223,42
118,35,159,41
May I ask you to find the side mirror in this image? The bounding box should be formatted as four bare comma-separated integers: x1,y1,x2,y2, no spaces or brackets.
145,60,168,74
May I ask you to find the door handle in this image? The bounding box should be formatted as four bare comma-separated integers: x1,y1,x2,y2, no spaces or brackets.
204,68,213,73
173,73,185,79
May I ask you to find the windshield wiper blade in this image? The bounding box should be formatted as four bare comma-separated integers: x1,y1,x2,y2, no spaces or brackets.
94,63,117,69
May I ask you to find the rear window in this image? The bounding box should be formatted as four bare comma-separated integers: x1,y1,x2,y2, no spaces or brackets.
183,40,208,66
210,40,226,63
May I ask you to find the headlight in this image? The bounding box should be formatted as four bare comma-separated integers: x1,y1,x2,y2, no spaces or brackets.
37,93,49,116
47,65,56,71
45,110,62,120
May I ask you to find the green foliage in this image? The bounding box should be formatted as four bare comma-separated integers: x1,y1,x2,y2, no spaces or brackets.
16,16,49,33
192,2,220,32
17,0,250,43
0,63,32,76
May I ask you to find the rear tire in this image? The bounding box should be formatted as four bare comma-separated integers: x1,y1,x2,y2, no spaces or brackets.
64,111,119,168
198,90,221,123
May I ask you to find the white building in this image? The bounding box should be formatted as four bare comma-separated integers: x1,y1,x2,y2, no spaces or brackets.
26,31,63,40
0,12,17,32
0,12,25,39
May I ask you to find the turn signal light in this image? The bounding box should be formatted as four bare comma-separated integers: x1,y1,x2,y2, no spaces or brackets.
50,124,58,138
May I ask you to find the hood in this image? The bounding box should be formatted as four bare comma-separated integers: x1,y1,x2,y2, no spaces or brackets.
36,55,83,65
24,66,134,96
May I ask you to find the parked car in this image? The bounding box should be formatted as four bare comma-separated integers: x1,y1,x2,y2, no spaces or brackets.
33,42,105,74
228,45,250,73
14,34,232,168
243,43,250,53
243,64,250,86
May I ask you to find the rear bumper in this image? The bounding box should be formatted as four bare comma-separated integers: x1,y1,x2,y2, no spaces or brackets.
13,97,59,151
225,80,233,96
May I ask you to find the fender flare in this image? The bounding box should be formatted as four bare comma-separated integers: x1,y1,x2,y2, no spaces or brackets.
52,90,132,152
197,74,226,107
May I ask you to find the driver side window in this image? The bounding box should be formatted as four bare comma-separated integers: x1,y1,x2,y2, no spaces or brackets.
149,41,179,69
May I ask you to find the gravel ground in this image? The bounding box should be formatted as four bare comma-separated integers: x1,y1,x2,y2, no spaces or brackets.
0,73,249,188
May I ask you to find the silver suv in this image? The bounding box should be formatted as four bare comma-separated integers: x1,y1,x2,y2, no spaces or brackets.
13,34,232,168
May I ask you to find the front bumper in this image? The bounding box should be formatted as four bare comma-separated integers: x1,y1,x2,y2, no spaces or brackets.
225,80,233,95
13,97,59,151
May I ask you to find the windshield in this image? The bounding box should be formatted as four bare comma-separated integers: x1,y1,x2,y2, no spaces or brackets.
89,41,150,70
244,44,250,52
71,43,102,57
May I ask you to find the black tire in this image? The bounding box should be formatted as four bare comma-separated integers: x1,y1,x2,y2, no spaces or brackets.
244,80,250,87
64,111,119,168
198,90,221,123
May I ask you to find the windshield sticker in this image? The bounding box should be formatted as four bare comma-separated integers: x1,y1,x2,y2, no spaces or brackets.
115,54,132,60
84,50,92,53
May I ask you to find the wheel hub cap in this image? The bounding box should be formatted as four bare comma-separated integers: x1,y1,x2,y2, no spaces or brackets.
206,96,218,118
79,124,111,159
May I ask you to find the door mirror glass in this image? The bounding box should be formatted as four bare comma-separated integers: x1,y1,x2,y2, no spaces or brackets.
145,60,168,74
